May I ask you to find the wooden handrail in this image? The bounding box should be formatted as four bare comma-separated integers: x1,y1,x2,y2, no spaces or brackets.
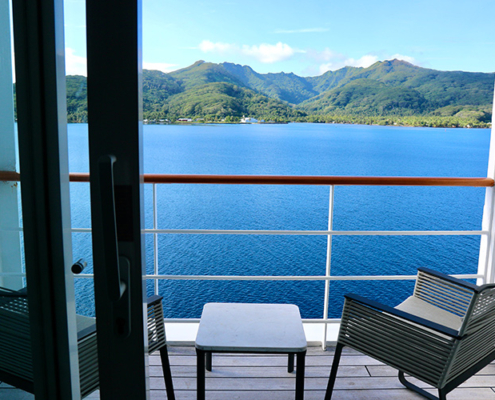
141,174,494,187
0,171,20,181
1,171,494,187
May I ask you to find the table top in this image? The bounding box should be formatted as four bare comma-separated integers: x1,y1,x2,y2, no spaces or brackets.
195,303,307,353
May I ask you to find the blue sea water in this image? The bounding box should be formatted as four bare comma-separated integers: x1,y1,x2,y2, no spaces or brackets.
69,123,491,319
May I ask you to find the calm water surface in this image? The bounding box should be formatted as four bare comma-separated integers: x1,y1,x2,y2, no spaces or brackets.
69,123,490,318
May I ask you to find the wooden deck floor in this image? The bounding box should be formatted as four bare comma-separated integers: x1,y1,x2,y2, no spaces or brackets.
2,345,495,399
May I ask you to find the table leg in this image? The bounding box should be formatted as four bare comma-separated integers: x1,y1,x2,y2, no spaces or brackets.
206,351,212,371
196,348,206,400
295,351,306,400
288,353,294,373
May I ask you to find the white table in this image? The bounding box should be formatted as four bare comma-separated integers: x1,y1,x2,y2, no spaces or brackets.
195,303,307,400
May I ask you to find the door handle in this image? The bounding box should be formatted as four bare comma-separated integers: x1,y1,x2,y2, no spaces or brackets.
98,155,131,337
98,155,127,301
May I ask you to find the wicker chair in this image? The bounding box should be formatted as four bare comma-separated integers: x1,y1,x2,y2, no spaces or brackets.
325,267,495,400
0,288,175,399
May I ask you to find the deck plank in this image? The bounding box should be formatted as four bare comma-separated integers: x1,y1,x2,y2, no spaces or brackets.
3,345,495,399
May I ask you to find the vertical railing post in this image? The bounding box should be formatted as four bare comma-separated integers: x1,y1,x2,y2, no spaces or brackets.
478,83,495,285
153,183,159,295
322,185,335,350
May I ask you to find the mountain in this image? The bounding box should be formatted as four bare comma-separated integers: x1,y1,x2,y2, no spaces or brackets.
221,62,319,104
301,78,430,115
63,59,494,126
169,60,244,90
152,81,305,121
299,60,493,119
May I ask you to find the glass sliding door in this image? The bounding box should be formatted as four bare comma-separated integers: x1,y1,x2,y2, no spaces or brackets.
4,0,149,398
0,0,22,292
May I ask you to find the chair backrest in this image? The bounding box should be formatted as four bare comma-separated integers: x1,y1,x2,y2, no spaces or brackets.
413,269,474,319
0,290,33,383
0,289,169,398
461,284,495,335
147,295,167,354
446,284,495,385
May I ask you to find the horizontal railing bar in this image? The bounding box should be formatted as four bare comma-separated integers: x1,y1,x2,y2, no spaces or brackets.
300,319,341,323
162,318,342,323
71,227,487,236
75,273,482,281
0,228,23,232
1,171,493,187
146,274,482,281
0,171,20,181
145,229,487,236
141,175,495,187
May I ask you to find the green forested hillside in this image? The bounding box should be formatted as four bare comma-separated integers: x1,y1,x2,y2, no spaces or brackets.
62,59,494,127
301,79,430,115
222,62,319,104
145,81,305,122
66,75,88,122
169,60,243,90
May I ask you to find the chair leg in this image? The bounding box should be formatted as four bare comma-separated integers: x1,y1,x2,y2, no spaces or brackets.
324,343,344,400
398,371,440,400
288,353,295,373
159,345,176,400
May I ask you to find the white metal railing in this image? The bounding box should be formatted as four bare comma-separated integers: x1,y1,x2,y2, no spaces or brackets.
1,171,492,347
74,181,488,347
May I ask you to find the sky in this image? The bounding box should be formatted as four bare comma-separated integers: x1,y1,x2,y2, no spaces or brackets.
63,0,495,77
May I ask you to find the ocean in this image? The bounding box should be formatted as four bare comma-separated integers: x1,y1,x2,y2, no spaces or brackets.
69,123,490,318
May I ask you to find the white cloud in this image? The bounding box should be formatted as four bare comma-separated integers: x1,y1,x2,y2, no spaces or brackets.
387,54,416,64
307,47,343,62
319,54,379,74
198,40,236,53
65,48,87,76
274,28,329,34
241,42,297,63
198,40,300,64
315,52,418,75
346,55,380,68
65,49,178,76
143,62,179,73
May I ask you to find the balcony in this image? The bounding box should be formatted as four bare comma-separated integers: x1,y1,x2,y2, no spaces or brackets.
1,171,495,399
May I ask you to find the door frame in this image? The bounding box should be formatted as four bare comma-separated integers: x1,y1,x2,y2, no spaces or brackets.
12,0,81,398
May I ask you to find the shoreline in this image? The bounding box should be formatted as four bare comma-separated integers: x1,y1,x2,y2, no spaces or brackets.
142,121,491,129
65,121,491,129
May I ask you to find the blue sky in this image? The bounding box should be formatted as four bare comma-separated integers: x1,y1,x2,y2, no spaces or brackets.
64,0,495,77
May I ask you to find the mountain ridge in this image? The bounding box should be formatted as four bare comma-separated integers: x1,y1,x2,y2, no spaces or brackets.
64,59,494,127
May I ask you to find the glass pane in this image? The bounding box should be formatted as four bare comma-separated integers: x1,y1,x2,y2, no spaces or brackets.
0,0,23,292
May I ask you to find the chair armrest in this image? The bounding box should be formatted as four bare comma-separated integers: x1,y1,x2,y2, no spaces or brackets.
147,294,163,307
344,293,462,339
0,287,28,297
418,267,480,292
78,323,97,340
77,295,163,342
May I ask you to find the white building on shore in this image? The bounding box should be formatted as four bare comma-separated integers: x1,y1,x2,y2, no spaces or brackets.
240,115,258,123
